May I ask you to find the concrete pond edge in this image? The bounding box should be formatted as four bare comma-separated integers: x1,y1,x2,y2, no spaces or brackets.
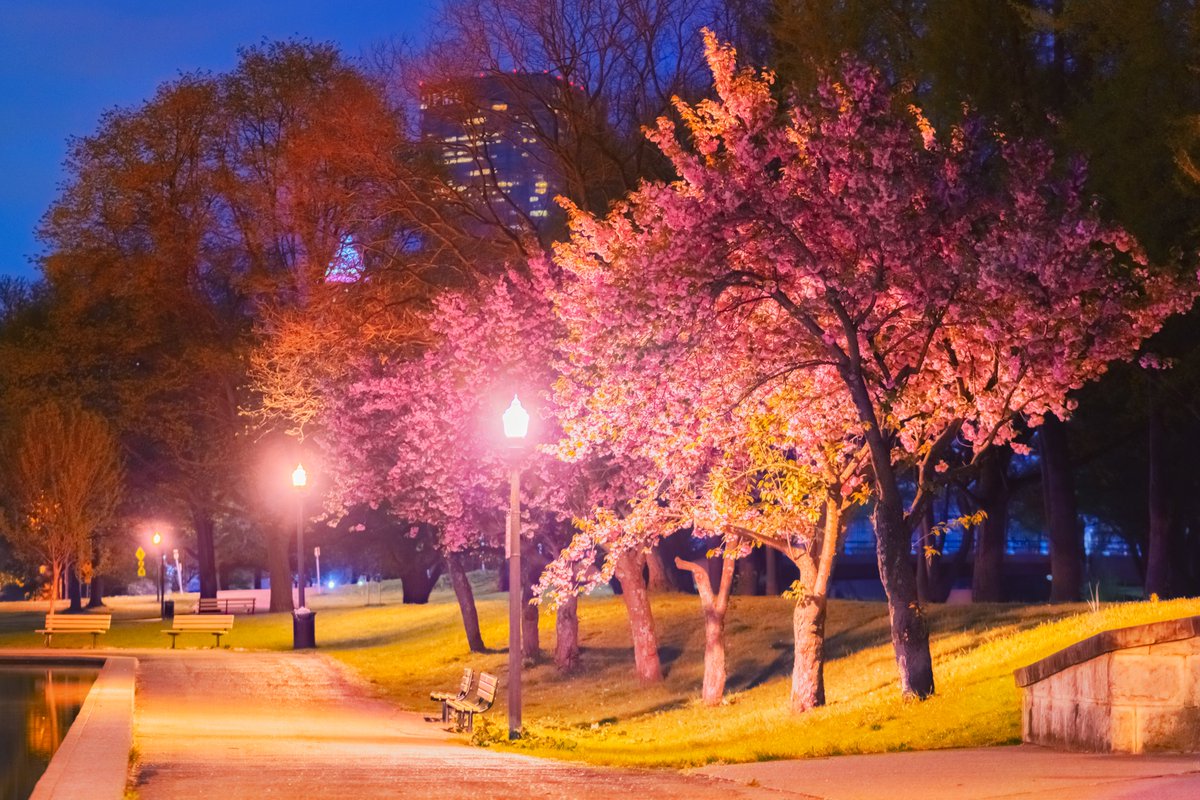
4,653,139,800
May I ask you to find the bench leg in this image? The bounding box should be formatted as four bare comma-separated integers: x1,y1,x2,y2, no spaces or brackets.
43,634,51,647
91,632,98,649
214,633,222,648
170,633,177,649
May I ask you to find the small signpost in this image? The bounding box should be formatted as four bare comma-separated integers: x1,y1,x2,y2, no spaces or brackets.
314,546,322,594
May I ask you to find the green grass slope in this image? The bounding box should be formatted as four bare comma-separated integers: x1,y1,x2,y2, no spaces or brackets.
0,580,1196,768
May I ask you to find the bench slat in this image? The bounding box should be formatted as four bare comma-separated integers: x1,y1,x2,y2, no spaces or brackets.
39,615,111,631
168,614,234,630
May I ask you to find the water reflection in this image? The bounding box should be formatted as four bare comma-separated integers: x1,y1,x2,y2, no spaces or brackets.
0,666,97,800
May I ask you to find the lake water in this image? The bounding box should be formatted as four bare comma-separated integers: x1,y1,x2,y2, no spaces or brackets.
0,665,98,800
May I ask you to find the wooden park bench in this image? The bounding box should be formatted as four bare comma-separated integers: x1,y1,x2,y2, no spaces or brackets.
429,667,474,723
447,671,498,733
197,597,256,614
36,614,112,648
162,614,234,648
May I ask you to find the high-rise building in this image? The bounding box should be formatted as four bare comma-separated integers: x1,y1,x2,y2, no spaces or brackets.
419,73,572,234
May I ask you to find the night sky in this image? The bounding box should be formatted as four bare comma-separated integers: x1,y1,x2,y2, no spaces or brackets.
0,0,437,280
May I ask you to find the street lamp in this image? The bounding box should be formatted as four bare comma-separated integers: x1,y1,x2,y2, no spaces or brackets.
502,395,529,740
291,462,316,649
152,530,164,618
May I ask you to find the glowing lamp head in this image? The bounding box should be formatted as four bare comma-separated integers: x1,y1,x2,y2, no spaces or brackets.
292,463,307,488
502,395,529,439
152,531,162,546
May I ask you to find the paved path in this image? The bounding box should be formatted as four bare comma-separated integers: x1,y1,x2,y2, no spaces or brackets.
702,746,1200,800
130,650,789,799
129,650,1200,800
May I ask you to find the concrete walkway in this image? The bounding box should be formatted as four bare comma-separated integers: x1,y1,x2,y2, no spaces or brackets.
129,650,1200,799
702,746,1200,800
130,650,783,799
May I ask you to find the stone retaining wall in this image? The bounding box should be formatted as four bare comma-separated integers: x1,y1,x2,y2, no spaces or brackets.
1014,615,1200,753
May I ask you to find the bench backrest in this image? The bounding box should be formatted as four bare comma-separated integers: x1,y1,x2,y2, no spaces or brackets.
476,672,499,708
197,598,220,612
43,614,111,631
171,614,234,630
458,667,475,696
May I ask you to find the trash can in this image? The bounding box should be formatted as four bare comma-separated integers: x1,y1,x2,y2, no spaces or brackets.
292,609,317,649
163,599,175,620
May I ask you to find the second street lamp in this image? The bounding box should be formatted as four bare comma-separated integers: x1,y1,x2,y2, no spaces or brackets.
502,395,529,740
152,530,164,618
292,463,316,649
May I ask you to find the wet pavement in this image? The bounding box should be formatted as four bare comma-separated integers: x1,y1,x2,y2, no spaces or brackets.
130,650,795,799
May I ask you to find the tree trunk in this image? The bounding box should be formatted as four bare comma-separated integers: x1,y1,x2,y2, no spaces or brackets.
400,561,444,604
521,599,540,661
645,546,676,593
448,553,486,652
874,499,936,699
765,546,780,596
47,562,61,617
972,446,1012,602
266,530,294,613
191,506,219,599
1147,397,1177,598
86,575,104,609
791,594,827,712
847,367,935,699
67,567,82,613
735,550,761,595
554,594,580,672
613,551,663,682
1040,413,1082,602
675,555,735,705
915,505,935,605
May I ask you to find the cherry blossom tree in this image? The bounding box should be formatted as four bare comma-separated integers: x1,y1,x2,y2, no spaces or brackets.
322,267,587,665
548,31,1195,702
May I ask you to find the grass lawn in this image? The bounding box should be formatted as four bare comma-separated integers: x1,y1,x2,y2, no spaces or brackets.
0,579,1197,767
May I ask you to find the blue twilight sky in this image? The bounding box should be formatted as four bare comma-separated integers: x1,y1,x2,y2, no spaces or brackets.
0,0,438,280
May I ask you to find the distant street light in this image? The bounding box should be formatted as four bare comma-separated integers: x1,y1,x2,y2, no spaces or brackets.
152,530,164,617
502,395,529,740
314,546,322,594
292,463,316,648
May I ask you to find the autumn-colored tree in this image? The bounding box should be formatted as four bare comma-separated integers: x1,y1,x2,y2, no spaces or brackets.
38,40,409,612
549,33,1193,701
0,403,122,615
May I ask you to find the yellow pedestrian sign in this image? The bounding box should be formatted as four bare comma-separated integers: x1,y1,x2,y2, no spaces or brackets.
135,546,146,578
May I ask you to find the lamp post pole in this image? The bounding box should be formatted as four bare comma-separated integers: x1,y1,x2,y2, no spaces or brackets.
501,395,530,741
314,547,322,594
152,531,164,618
507,463,522,738
291,463,316,649
296,493,307,610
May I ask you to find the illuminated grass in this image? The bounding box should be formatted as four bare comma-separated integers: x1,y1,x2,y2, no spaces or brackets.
0,581,1196,767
